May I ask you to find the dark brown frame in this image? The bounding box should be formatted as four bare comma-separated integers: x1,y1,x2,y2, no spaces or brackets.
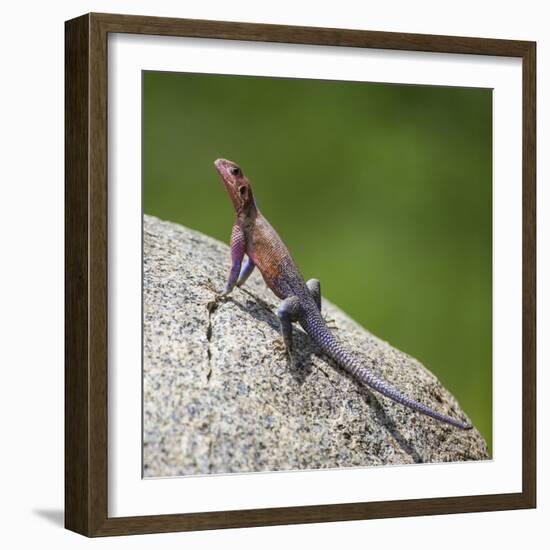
65,12,536,537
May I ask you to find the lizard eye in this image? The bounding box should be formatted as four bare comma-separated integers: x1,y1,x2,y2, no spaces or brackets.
230,166,242,177
238,186,247,196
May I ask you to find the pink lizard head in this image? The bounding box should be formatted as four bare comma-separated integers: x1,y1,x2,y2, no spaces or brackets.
214,158,255,213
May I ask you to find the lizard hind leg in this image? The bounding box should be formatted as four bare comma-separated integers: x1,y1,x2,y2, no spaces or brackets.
276,296,303,353
306,278,321,311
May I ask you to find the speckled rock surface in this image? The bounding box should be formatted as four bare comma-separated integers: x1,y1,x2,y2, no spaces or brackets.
143,214,489,477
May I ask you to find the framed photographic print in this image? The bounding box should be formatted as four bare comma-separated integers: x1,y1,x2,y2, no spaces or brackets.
65,12,536,537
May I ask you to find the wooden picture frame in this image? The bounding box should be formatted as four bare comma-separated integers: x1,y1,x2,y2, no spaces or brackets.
65,12,536,537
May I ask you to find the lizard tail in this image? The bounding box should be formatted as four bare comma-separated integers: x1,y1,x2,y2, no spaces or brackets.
302,313,472,430
348,360,473,430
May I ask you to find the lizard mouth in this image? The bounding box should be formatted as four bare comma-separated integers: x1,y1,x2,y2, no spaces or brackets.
214,158,229,171
214,158,241,209
214,158,234,181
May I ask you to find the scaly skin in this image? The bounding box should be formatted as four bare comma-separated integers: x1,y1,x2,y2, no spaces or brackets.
214,158,472,430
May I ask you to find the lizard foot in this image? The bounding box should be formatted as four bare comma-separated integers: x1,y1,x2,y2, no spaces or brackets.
204,279,231,303
272,339,291,362
204,279,220,293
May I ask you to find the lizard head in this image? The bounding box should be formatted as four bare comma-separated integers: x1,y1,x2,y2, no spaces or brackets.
214,158,254,212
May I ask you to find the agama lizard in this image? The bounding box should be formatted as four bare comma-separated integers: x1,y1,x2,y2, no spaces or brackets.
214,158,472,430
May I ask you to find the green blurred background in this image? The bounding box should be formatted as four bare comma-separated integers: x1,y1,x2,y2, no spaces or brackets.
143,71,492,453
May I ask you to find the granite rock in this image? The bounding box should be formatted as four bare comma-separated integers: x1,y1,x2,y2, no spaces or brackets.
143,214,489,477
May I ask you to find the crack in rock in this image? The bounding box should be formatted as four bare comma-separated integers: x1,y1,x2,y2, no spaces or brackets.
205,298,219,384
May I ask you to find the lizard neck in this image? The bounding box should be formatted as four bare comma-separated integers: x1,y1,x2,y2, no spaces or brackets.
236,201,259,232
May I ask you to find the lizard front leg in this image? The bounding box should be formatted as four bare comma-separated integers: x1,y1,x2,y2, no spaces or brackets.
236,256,255,287
276,296,302,353
220,224,245,297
